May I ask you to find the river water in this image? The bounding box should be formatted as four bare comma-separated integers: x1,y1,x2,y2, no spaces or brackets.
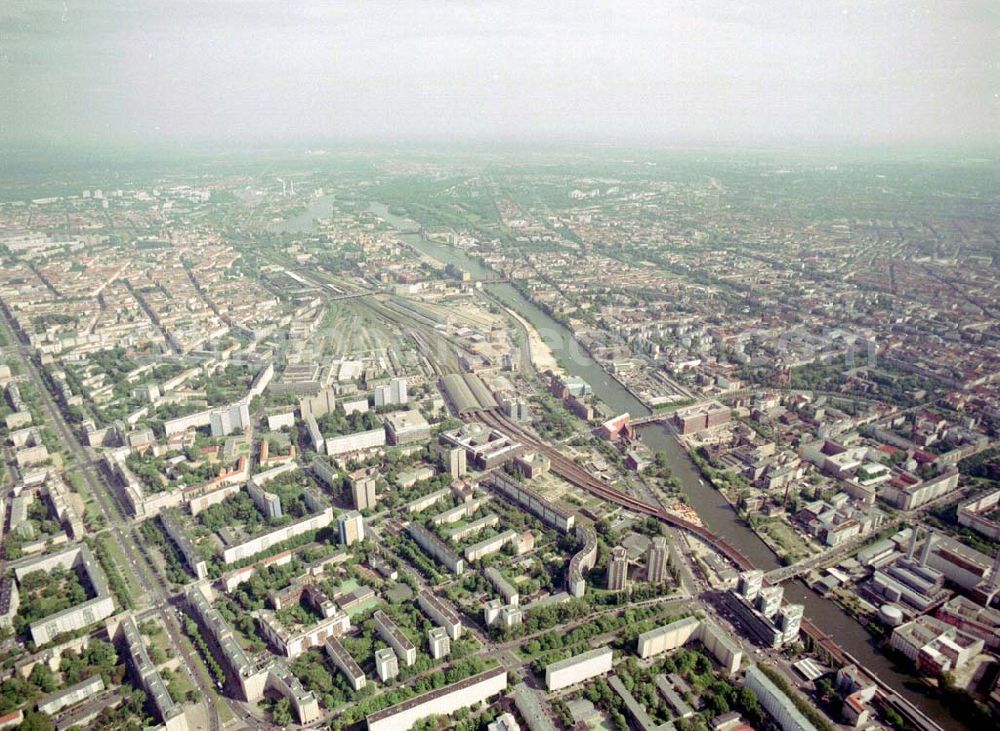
277,198,960,729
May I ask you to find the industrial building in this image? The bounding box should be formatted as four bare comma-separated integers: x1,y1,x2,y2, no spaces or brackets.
672,401,731,435
879,469,960,511
441,423,524,469
514,451,551,478
439,373,499,414
889,614,985,675
935,595,1000,650
957,488,1000,541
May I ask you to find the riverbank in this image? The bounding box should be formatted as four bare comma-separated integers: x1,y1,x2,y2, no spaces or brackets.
364,201,970,731
500,305,560,374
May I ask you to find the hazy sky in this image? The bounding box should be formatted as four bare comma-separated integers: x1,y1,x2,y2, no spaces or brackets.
1,1,996,148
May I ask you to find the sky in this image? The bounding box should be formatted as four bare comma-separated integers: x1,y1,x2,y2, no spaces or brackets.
0,1,997,149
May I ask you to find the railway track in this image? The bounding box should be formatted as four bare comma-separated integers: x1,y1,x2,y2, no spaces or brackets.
473,409,755,570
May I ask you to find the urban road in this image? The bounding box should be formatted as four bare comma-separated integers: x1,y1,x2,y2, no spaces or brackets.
260,219,952,731
0,307,242,731
369,206,967,731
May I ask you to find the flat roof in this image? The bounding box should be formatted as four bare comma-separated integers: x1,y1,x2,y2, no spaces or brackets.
546,646,612,673
367,666,506,723
639,616,700,642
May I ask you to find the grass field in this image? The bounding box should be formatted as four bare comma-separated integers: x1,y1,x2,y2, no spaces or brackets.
754,518,815,563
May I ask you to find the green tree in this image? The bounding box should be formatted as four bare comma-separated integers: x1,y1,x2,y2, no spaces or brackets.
19,711,55,731
272,698,292,726
29,663,57,693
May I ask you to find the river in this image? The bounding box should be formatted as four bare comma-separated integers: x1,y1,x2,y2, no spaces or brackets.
367,203,966,729
278,200,959,729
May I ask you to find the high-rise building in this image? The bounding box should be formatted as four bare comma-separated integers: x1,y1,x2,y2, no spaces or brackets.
374,648,398,682
778,604,803,644
737,570,764,602
646,536,670,584
390,377,408,405
443,446,467,478
338,511,365,545
350,474,377,511
756,585,784,618
374,378,408,408
428,627,451,659
607,546,629,592
373,385,391,408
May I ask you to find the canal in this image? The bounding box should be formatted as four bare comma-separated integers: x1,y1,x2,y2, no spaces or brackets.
278,198,961,729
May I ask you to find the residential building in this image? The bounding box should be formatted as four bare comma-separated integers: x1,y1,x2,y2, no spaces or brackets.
366,667,507,731
646,536,671,584
428,627,451,659
350,472,378,511
374,610,417,666
325,637,366,692
545,647,614,691
339,510,365,545
607,546,629,591
744,665,818,731
374,648,399,682
417,590,464,640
